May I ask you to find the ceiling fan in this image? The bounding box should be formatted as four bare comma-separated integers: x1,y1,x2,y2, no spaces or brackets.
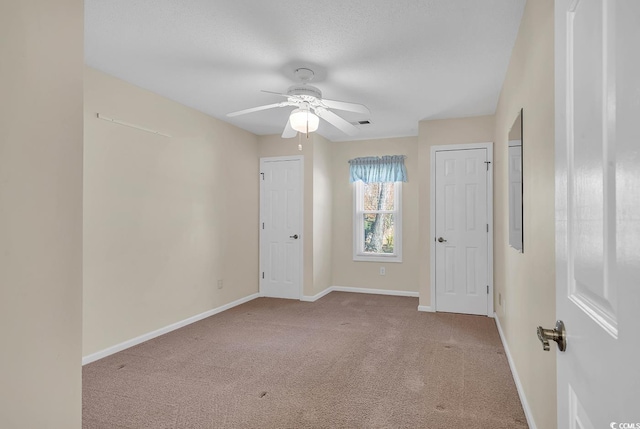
227,68,370,138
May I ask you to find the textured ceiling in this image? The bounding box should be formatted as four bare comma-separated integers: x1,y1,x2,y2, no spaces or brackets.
85,0,525,142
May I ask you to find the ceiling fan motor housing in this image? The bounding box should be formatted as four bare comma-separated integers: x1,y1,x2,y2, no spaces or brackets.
287,84,322,100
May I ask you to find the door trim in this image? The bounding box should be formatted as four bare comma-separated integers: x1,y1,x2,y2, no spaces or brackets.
259,155,304,300
429,142,494,316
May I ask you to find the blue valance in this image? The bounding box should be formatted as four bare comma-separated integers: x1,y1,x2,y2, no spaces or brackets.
348,155,407,183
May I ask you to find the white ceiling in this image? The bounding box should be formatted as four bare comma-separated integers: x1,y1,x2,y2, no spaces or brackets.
85,0,526,142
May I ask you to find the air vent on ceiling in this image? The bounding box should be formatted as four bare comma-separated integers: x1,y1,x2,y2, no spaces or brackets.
352,120,371,125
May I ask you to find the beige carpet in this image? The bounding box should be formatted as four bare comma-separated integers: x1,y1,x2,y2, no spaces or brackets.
83,292,528,428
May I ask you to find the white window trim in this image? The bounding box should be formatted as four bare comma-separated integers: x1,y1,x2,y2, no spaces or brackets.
353,181,403,263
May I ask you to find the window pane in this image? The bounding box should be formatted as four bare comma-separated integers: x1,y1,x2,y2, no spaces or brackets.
363,213,394,254
363,182,394,211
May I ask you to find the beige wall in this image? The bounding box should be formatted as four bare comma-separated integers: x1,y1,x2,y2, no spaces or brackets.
83,67,259,356
258,134,418,296
0,1,84,427
493,0,556,427
417,116,495,307
332,137,420,292
312,134,334,295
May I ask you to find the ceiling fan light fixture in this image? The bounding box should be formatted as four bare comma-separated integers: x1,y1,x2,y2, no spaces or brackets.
289,108,319,133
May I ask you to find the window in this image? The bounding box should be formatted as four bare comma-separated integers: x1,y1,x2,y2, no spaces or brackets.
353,181,402,262
349,155,407,262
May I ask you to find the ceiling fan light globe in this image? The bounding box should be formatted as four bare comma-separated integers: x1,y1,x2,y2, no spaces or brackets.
289,109,319,133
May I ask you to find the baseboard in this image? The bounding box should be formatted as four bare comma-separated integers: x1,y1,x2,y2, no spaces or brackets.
82,293,260,365
301,287,333,302
302,286,418,302
331,286,419,298
83,288,419,365
417,305,434,312
494,312,537,429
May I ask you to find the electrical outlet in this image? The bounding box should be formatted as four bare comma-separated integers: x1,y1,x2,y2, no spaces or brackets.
380,266,385,276
217,279,223,290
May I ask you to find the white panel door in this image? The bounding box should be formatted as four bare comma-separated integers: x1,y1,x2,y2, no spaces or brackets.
555,0,640,427
260,157,302,300
435,148,489,315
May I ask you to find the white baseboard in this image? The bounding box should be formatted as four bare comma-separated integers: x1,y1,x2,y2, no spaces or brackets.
303,286,419,302
417,305,434,312
82,293,260,365
331,286,419,298
83,287,420,365
494,312,537,429
301,287,333,302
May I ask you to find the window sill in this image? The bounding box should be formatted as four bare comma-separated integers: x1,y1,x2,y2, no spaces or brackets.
353,254,402,263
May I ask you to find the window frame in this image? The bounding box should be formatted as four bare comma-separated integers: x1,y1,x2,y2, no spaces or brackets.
352,180,403,263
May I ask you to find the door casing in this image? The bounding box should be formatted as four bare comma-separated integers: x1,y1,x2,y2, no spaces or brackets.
259,155,304,300
429,142,494,316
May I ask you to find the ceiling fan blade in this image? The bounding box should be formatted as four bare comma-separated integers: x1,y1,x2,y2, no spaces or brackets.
281,118,297,138
261,90,290,98
314,107,360,136
321,98,370,115
227,102,291,117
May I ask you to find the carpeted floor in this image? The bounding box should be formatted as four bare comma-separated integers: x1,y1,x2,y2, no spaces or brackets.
83,292,528,428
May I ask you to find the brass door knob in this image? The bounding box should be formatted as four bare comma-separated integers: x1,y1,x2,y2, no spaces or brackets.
537,320,567,352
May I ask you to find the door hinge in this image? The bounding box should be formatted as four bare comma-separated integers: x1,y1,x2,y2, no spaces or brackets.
262,222,264,230
487,224,489,233
487,285,489,294
484,161,491,171
262,272,264,279
260,172,265,180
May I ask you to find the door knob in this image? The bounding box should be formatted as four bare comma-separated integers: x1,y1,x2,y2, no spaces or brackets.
437,237,447,243
536,320,567,352
289,234,299,239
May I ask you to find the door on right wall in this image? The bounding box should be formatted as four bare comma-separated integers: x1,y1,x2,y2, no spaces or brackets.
555,0,640,427
434,147,490,316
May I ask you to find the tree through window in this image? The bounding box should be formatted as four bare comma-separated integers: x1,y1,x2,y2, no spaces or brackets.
363,182,395,254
